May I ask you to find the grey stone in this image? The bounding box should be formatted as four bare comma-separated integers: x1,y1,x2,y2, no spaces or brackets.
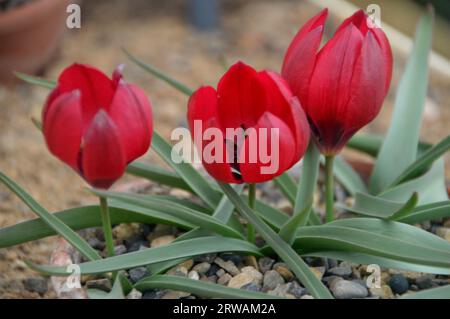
114,244,127,255
267,283,295,299
142,289,165,299
86,278,112,292
327,265,352,277
416,275,434,290
258,257,275,273
289,281,307,298
214,257,240,276
129,266,149,283
23,277,48,295
241,283,262,292
330,280,368,299
188,270,200,281
263,270,285,291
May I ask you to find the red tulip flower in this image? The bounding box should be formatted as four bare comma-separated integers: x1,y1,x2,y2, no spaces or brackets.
187,61,310,184
43,64,153,188
282,9,392,155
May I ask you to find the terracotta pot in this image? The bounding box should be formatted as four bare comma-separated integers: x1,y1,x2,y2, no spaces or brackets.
0,0,73,84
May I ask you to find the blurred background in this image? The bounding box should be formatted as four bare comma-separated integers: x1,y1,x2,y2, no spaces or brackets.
0,0,449,298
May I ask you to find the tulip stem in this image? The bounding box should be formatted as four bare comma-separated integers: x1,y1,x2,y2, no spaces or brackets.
324,155,335,223
99,197,115,258
247,183,256,243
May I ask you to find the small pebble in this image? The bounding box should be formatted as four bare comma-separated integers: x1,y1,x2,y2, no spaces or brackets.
87,237,105,250
167,266,188,277
273,262,294,281
192,262,211,275
327,265,352,277
416,275,434,290
150,235,175,248
114,244,127,255
241,283,262,292
220,253,243,266
206,264,220,277
244,255,259,270
86,278,112,292
129,267,149,283
216,269,226,277
330,280,368,299
188,270,200,281
289,281,306,298
217,273,232,286
228,272,255,289
309,267,325,280
258,257,275,273
263,270,285,291
389,274,409,294
23,278,48,295
267,283,295,299
127,288,142,299
142,289,165,299
214,257,240,276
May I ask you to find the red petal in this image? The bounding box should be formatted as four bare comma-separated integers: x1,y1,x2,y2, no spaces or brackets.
283,9,328,64
344,31,386,133
257,71,310,165
81,110,126,188
57,64,115,131
43,91,82,170
372,28,393,94
187,86,240,183
239,112,296,183
216,61,266,129
109,82,153,162
307,23,363,122
335,10,368,35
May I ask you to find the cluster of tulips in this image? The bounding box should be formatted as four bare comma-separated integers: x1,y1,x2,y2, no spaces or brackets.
43,9,391,229
5,7,448,300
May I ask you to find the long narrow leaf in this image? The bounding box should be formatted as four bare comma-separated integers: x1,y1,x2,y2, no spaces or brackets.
27,237,262,275
123,49,194,96
219,182,333,299
0,172,101,261
390,135,450,186
370,8,434,193
135,275,283,299
14,72,56,89
401,285,450,299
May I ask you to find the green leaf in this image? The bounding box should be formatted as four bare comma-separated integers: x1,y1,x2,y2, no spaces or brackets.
401,285,450,299
337,192,418,219
135,275,283,299
151,132,222,208
370,8,434,193
0,201,201,249
27,237,262,275
293,141,320,219
394,201,450,224
91,189,244,239
123,48,194,96
390,135,450,187
126,162,192,192
291,218,450,273
14,72,56,89
0,172,101,261
333,156,368,196
380,159,448,205
147,185,244,275
219,182,333,299
347,133,384,157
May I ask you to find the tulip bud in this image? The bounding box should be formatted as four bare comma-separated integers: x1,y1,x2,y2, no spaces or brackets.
282,9,393,155
187,61,310,183
42,63,153,188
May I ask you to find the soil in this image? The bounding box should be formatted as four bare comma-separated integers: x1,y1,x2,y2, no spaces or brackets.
0,0,449,298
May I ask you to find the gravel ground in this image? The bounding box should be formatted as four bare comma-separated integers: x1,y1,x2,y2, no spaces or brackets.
0,0,449,298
